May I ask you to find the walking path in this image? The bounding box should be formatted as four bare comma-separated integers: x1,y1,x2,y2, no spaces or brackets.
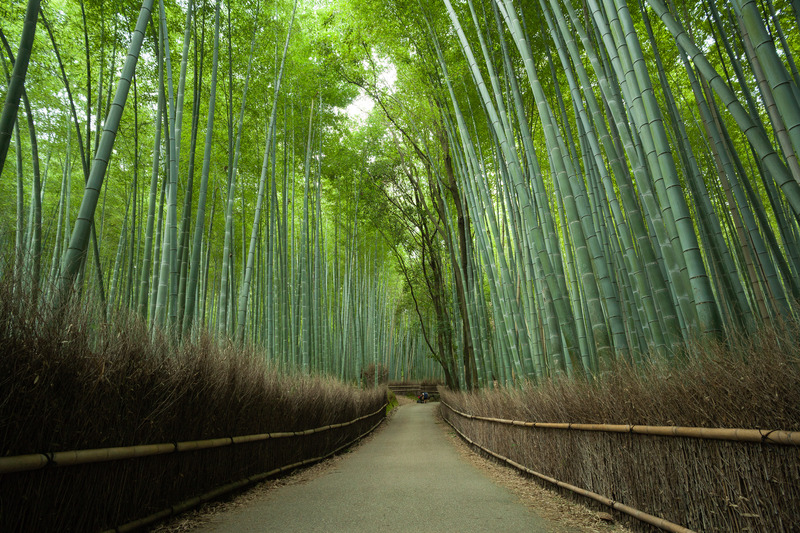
195,403,564,532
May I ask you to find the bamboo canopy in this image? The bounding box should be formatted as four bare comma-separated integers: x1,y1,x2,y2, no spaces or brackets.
0,0,798,385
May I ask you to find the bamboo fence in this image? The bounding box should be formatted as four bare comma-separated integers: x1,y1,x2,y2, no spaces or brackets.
443,416,694,533
102,415,385,533
441,399,799,532
0,403,387,475
441,401,799,445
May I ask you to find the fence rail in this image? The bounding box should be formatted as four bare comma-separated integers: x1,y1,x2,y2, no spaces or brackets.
0,403,387,475
441,401,799,445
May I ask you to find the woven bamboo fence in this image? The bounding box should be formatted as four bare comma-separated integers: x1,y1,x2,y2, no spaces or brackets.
440,399,799,532
0,402,386,532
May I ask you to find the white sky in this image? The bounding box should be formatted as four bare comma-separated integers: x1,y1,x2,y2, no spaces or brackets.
345,92,376,120
343,61,398,121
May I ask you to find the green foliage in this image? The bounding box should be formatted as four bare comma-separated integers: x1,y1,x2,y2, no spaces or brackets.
2,0,799,387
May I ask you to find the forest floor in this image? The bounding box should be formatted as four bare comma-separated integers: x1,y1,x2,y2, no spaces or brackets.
152,397,630,533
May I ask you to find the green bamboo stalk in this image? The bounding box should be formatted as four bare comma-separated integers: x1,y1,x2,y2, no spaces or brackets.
183,0,221,336
48,127,70,288
56,0,154,309
175,2,206,332
107,191,132,316
300,99,315,372
201,186,218,325
156,0,180,328
21,86,41,301
235,0,298,345
150,174,167,325
125,76,140,310
138,45,165,318
174,0,194,167
0,0,39,177
217,1,261,339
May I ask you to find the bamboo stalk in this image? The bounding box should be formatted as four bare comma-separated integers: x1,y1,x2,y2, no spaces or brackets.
0,0,40,177
235,0,298,344
55,0,154,308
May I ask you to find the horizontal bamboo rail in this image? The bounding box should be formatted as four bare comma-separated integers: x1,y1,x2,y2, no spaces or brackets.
390,389,439,398
442,415,695,533
389,385,438,392
441,401,799,445
0,403,387,474
103,416,386,533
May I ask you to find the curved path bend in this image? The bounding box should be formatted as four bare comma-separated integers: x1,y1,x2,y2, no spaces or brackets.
196,403,564,532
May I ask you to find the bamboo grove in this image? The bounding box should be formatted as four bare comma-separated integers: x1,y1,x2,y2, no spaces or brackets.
0,0,417,384
1,0,799,389
420,0,800,385
333,0,800,388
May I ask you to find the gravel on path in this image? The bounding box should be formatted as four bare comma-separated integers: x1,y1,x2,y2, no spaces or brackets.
191,402,565,532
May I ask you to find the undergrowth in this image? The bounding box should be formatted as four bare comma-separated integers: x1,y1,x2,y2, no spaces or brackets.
444,320,800,430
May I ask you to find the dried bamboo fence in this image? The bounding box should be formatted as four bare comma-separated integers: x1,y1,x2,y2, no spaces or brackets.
0,402,386,532
440,399,800,532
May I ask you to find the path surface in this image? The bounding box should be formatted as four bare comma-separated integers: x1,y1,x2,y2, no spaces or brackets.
195,403,565,532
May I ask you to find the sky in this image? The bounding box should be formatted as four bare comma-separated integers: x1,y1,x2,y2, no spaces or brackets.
343,61,398,121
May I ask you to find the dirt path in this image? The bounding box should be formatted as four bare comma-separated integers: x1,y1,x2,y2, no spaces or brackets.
156,402,627,533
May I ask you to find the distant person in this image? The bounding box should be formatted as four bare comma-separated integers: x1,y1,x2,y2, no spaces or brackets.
417,391,430,403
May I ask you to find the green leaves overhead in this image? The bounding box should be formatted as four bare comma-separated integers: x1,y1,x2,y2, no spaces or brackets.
2,0,799,386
